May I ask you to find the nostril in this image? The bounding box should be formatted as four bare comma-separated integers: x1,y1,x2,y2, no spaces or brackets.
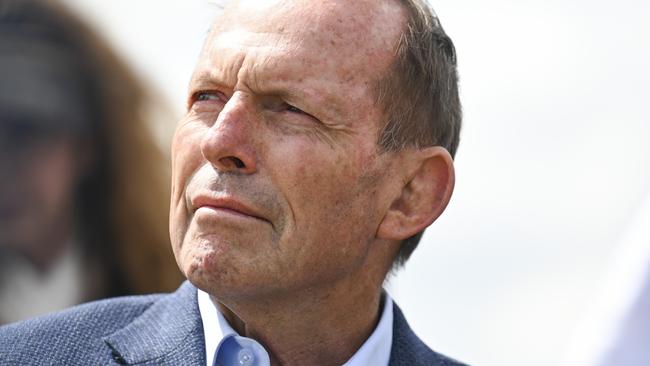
212,155,251,172
233,157,245,169
219,156,246,169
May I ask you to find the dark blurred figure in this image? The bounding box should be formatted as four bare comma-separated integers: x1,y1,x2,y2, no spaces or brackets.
0,0,182,324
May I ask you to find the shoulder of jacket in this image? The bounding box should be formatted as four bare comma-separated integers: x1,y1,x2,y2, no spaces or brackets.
0,293,165,364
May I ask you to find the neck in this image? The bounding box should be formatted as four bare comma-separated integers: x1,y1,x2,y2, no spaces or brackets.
215,273,385,366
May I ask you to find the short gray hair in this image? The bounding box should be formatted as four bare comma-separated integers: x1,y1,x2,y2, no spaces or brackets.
374,0,461,268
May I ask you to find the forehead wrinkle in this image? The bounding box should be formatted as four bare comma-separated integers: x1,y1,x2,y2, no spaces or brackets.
239,51,355,123
201,29,354,123
211,29,289,54
189,72,222,91
200,0,404,125
218,0,404,77
197,30,278,86
198,28,290,90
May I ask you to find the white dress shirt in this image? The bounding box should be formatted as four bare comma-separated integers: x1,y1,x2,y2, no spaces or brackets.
198,289,393,366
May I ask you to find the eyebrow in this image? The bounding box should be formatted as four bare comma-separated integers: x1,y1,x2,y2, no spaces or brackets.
186,72,226,110
188,72,224,92
187,69,349,124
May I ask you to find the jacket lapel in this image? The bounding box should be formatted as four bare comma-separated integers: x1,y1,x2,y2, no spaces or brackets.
389,303,425,366
103,281,206,366
389,303,467,366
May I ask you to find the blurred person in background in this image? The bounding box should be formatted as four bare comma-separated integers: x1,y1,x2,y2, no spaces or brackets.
0,0,182,324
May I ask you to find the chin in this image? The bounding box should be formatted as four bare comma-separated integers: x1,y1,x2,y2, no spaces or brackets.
179,239,240,295
181,250,285,302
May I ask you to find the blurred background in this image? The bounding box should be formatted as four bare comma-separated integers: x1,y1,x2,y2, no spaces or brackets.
0,0,182,326
4,0,649,365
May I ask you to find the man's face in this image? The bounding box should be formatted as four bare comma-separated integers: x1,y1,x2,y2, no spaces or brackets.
170,0,406,297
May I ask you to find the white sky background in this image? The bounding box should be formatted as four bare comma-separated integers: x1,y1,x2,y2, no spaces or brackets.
62,0,650,365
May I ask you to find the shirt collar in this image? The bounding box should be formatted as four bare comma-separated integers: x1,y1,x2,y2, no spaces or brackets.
198,289,393,366
197,289,223,366
342,291,394,366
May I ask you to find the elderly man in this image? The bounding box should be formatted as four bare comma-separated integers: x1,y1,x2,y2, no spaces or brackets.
0,0,463,365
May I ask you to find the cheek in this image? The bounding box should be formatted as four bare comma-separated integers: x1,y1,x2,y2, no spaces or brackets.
282,172,380,284
292,137,378,205
171,119,209,198
279,143,380,251
170,122,207,248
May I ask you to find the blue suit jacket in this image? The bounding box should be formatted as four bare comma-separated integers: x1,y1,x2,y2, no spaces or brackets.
0,282,466,365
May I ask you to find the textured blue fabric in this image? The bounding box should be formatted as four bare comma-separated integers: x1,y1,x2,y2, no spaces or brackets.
0,281,467,365
0,281,204,366
389,305,468,366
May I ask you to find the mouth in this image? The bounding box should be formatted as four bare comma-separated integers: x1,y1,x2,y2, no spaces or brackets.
190,194,269,224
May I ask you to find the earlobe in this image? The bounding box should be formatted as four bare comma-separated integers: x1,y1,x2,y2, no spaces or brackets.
377,146,455,241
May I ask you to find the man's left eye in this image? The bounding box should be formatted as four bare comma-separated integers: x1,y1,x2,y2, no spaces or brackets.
286,104,304,114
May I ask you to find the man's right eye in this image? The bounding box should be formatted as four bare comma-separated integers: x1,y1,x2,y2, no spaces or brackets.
195,91,221,102
188,91,227,114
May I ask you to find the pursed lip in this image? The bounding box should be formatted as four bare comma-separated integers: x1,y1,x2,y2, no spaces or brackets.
190,193,268,223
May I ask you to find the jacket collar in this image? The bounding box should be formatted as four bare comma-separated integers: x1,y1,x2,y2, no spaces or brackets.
390,302,425,366
103,281,205,365
389,303,466,366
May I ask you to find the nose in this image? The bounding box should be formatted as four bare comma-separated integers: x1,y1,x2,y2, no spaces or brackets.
200,93,257,175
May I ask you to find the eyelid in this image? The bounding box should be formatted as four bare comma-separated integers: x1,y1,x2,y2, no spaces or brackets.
286,103,304,114
284,102,322,124
190,90,228,106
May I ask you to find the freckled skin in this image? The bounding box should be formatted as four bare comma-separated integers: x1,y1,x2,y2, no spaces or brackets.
171,0,406,300
170,0,411,363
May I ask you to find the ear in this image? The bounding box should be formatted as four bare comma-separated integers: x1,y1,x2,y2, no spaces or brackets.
377,146,455,241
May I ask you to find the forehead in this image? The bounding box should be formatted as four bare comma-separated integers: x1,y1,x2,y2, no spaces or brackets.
194,0,405,106
216,0,404,58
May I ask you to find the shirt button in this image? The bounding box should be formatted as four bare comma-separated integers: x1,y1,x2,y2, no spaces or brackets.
238,347,255,366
